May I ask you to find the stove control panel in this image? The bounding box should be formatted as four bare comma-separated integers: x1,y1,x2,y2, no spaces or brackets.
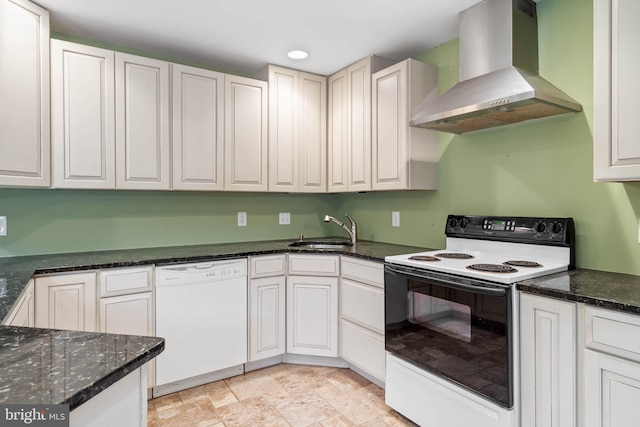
445,215,575,246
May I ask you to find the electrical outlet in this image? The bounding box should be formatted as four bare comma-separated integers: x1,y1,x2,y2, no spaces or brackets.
392,211,400,227
237,212,247,227
0,216,6,236
279,212,291,225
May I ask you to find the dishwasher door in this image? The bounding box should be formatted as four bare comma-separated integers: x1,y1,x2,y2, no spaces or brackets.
154,259,247,393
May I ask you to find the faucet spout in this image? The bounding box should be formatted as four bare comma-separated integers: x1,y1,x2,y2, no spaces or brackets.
323,214,357,244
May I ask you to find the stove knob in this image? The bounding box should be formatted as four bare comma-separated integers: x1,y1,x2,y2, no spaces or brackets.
448,217,458,228
459,218,469,229
535,222,547,233
552,222,563,234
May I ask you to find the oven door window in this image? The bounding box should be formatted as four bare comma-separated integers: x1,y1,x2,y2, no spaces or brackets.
386,274,512,408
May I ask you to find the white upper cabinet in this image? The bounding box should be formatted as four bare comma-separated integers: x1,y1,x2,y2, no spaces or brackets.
51,40,116,189
372,59,438,191
256,65,326,192
0,0,50,187
224,74,268,191
115,53,171,190
172,64,225,191
328,56,393,192
594,0,640,181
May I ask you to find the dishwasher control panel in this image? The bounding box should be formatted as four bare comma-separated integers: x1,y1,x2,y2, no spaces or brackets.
156,259,247,285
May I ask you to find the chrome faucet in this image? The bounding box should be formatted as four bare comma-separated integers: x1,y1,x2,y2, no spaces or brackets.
323,214,357,244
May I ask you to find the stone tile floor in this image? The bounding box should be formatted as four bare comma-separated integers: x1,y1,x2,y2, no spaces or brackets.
148,363,418,426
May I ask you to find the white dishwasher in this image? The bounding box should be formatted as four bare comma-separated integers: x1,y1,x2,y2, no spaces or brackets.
154,258,247,397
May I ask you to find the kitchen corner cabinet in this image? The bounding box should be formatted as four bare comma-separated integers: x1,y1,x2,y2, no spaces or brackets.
286,255,339,357
372,59,438,191
248,255,287,362
0,0,50,187
593,0,640,181
115,53,171,190
520,293,576,427
256,65,327,193
327,56,394,192
51,40,116,189
3,279,35,327
172,64,225,191
34,272,98,332
582,306,640,427
340,257,385,383
224,75,268,191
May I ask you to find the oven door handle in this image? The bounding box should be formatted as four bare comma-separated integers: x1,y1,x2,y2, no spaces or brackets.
385,265,507,297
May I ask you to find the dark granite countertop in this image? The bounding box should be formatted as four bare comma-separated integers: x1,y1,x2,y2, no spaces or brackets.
517,268,640,315
0,325,164,410
0,238,430,322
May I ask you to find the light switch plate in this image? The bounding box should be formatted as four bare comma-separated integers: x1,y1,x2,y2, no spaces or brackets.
279,212,291,225
237,212,247,227
0,216,6,236
392,211,400,227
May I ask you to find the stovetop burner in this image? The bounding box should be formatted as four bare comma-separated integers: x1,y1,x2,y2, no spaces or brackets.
435,253,474,259
466,264,518,273
408,255,441,262
504,260,542,268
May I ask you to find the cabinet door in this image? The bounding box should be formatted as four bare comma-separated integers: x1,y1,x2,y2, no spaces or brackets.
3,279,35,327
267,66,298,192
346,58,372,192
0,0,50,187
224,75,268,191
35,272,97,332
249,276,286,362
286,275,338,357
327,70,348,192
594,0,640,181
298,72,327,193
172,64,224,191
51,40,115,189
98,292,153,336
520,293,576,427
115,53,170,190
584,350,640,427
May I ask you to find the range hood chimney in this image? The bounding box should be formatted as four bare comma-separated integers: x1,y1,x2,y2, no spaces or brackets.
410,0,582,134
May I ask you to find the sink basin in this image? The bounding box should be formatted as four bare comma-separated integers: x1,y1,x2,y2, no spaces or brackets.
288,241,353,250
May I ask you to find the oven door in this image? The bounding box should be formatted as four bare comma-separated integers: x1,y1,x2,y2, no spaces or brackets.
385,263,513,408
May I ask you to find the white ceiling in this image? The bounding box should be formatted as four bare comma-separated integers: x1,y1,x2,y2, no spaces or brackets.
34,0,481,76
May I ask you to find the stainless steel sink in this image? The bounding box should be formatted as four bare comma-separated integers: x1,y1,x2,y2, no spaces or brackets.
288,241,353,250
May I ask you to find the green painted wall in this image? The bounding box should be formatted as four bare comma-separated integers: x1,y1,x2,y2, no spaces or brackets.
2,0,640,276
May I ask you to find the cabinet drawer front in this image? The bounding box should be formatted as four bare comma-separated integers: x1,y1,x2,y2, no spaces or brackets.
288,255,339,276
585,306,640,361
341,319,385,383
99,266,153,297
341,257,383,288
341,278,384,333
250,255,286,278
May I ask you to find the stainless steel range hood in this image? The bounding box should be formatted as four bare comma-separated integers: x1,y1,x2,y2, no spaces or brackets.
410,0,582,134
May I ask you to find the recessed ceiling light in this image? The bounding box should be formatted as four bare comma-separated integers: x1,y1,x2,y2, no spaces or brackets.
287,50,309,59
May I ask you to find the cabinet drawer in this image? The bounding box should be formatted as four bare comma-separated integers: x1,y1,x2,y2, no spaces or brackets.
99,266,153,297
341,278,384,333
250,255,286,278
288,254,339,276
341,319,385,383
341,257,383,288
585,306,640,362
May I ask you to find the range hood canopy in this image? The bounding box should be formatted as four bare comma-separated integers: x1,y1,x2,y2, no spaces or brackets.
410,0,582,134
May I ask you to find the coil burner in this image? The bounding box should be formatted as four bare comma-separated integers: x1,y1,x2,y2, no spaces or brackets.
408,255,441,262
435,253,474,259
504,260,542,268
466,264,518,273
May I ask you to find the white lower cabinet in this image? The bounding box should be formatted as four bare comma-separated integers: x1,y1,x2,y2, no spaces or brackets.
248,255,287,362
34,272,97,332
340,257,385,383
520,292,576,427
582,305,640,427
286,255,339,357
3,279,35,326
